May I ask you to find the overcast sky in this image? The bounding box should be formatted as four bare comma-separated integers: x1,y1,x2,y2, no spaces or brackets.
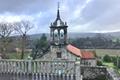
0,0,120,34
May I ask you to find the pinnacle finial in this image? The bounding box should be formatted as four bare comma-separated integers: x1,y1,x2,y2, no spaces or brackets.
57,2,60,20
58,2,60,10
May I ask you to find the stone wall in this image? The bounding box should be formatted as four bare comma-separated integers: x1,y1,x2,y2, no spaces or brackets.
81,59,96,66
81,66,107,80
41,46,78,61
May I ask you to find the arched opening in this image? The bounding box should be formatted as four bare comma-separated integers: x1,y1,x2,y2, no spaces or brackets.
60,29,64,38
60,29,64,43
54,29,59,44
54,29,58,37
57,20,61,26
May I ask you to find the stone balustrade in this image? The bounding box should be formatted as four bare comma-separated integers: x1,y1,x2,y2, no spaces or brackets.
0,59,79,80
0,59,76,74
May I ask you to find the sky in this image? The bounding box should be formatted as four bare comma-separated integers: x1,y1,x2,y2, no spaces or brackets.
0,0,120,34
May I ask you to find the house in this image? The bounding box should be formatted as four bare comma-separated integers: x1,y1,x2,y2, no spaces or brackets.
81,51,96,66
66,44,96,66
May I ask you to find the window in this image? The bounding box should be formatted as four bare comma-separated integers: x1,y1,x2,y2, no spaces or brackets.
57,52,62,58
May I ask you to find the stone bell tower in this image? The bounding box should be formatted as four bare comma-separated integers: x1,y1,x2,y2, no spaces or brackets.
50,3,68,46
50,3,68,60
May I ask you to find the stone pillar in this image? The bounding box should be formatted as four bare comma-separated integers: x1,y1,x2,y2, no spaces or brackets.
64,29,67,44
75,61,82,80
28,60,32,73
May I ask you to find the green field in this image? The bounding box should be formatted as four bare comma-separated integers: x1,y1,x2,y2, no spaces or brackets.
103,62,115,68
6,52,30,59
83,49,120,57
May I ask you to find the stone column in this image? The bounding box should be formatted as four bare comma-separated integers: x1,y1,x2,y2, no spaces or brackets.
28,60,32,73
75,61,82,80
64,29,67,44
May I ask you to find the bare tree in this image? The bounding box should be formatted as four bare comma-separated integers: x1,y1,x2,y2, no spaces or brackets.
14,20,33,59
0,22,13,54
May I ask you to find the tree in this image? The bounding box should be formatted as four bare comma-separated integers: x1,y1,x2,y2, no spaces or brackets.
33,34,48,50
0,22,13,54
14,20,33,59
112,56,120,68
31,34,48,59
103,54,112,62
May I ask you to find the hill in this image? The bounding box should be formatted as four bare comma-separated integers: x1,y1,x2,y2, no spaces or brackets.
28,32,120,39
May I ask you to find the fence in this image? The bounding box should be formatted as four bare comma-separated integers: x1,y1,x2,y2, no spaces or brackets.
0,59,80,80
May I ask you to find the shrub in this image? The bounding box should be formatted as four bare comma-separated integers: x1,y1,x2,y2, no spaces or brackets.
103,54,112,62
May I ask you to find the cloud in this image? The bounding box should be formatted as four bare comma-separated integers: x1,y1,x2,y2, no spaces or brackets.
0,13,34,23
0,0,120,33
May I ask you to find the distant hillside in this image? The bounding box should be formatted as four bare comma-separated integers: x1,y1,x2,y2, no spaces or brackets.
103,32,120,38
28,33,97,39
29,33,49,39
68,33,97,38
28,32,120,39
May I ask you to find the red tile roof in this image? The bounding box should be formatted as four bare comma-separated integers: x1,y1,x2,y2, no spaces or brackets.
66,44,82,57
66,44,95,59
81,51,95,59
